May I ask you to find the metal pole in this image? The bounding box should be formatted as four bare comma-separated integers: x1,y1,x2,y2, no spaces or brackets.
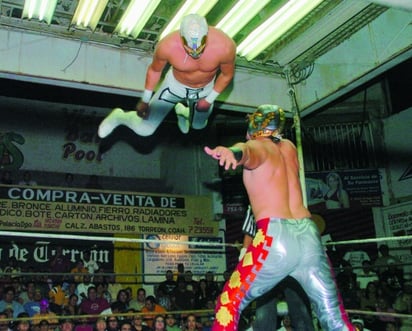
283,67,308,207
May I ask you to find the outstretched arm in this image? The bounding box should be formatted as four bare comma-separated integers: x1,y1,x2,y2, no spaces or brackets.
204,144,245,170
204,140,270,170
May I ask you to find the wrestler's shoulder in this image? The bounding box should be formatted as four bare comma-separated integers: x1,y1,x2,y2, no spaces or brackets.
209,27,236,46
156,31,181,49
280,138,296,148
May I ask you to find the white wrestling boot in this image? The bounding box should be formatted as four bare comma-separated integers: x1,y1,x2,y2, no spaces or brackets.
175,103,190,134
98,108,142,138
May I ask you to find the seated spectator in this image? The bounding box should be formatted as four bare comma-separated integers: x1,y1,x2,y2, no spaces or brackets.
140,296,166,329
105,317,119,331
342,246,371,276
277,315,293,331
194,279,211,310
374,245,402,276
336,261,360,309
184,271,198,295
60,317,76,331
380,259,404,304
93,317,107,331
375,296,398,329
31,299,59,327
158,270,177,297
71,261,89,284
38,320,50,331
105,276,122,304
393,280,412,330
123,288,133,308
18,281,36,305
360,281,380,311
151,315,167,331
0,311,12,331
63,293,80,317
385,321,400,331
112,290,129,311
165,314,180,331
171,278,195,313
358,260,379,291
0,287,25,318
100,301,127,319
204,271,219,301
14,312,31,331
96,283,111,304
131,312,150,331
23,287,43,317
75,316,93,331
351,317,371,331
128,288,146,312
119,321,133,331
79,287,110,324
155,287,171,311
76,274,95,303
198,299,215,331
182,314,201,331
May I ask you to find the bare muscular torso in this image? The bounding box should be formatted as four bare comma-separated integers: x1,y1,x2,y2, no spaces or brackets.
243,138,311,221
146,27,236,90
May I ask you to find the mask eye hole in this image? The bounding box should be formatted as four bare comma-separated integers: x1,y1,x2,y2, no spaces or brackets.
181,36,207,58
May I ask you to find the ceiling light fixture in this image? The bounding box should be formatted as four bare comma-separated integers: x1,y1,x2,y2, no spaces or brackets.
237,0,324,61
22,0,58,25
159,0,218,40
216,0,270,38
114,0,162,39
71,0,109,31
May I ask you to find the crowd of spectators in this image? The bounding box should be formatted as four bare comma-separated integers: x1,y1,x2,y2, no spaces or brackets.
0,252,225,331
0,243,411,331
328,244,411,331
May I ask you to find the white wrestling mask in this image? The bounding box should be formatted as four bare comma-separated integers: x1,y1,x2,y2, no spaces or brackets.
180,14,208,59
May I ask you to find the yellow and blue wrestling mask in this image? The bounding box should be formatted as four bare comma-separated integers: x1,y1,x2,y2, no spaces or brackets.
180,14,208,59
246,105,285,141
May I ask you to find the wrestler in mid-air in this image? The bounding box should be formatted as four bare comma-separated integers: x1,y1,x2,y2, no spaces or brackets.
98,14,236,138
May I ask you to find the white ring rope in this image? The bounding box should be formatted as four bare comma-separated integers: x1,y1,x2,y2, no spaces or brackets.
2,231,412,249
0,230,239,249
325,234,412,246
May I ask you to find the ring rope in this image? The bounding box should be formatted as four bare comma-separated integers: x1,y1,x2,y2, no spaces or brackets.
5,309,412,324
325,234,412,246
3,231,412,250
0,230,238,249
346,308,412,319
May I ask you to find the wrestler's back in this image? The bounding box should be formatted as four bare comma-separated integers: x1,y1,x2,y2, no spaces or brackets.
244,139,311,221
155,28,235,87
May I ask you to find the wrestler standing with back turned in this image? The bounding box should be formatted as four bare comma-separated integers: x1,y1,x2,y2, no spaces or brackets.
205,105,356,331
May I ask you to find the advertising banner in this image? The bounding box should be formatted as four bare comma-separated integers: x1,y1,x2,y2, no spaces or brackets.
0,237,113,271
305,169,382,211
373,201,412,278
0,184,217,236
143,232,226,283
